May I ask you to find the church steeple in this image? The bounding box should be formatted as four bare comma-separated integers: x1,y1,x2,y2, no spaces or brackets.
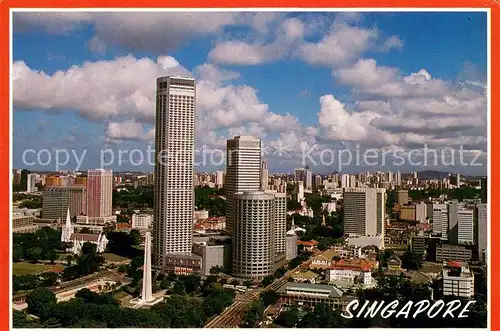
61,207,74,243
65,207,72,228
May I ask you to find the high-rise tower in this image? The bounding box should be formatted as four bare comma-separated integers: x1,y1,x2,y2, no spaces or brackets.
87,169,113,218
343,188,386,237
153,76,196,268
225,136,261,234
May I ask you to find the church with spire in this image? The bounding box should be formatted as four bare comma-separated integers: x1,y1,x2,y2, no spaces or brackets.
60,207,108,255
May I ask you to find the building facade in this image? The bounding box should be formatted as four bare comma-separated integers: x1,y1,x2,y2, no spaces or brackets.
225,136,261,234
132,214,153,230
232,191,275,279
286,233,298,260
265,190,287,263
343,188,386,237
87,169,113,218
153,76,196,268
261,161,269,190
476,203,487,262
436,243,472,262
42,186,86,220
442,263,474,298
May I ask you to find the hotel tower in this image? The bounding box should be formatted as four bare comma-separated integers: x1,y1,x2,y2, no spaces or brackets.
153,76,196,268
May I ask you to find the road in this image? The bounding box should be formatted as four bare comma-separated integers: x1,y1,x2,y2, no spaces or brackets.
204,263,305,328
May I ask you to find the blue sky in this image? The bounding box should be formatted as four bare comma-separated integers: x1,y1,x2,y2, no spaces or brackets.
12,11,488,175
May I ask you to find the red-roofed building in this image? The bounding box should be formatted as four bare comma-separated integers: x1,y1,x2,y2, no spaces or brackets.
327,259,374,287
447,261,462,269
116,222,131,230
298,240,319,252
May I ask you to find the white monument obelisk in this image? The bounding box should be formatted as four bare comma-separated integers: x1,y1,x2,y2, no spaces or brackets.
141,231,153,302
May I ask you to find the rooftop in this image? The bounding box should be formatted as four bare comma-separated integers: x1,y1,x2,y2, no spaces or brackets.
330,259,372,272
298,239,319,247
277,282,343,298
313,249,338,261
293,271,317,279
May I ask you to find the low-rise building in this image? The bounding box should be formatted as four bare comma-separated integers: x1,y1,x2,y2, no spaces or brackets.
331,245,363,259
276,282,349,310
327,259,373,287
346,235,384,250
436,243,472,262
164,253,202,275
387,255,403,271
411,233,426,256
298,240,318,252
442,262,474,298
192,238,231,276
131,213,152,230
292,271,318,284
12,213,38,233
310,249,338,268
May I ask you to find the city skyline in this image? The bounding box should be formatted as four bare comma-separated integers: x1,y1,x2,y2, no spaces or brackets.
12,11,488,175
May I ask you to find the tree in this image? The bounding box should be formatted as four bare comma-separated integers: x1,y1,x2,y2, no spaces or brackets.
160,278,171,290
401,251,423,270
274,267,286,278
261,275,275,287
171,282,187,295
47,250,58,264
177,275,201,294
260,290,278,306
12,310,43,328
26,287,57,320
13,244,23,262
130,229,141,246
298,303,346,328
242,299,264,327
203,284,235,316
275,306,299,327
209,265,224,275
26,247,42,263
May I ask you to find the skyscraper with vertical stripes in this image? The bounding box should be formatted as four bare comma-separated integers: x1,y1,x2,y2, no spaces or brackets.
225,136,262,234
153,76,196,269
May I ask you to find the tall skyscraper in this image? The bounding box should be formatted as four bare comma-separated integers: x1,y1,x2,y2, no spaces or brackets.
448,201,459,244
457,208,474,244
153,76,196,268
26,173,37,192
343,188,386,237
294,168,305,182
261,161,269,190
305,166,313,190
314,174,322,188
297,181,304,202
265,190,287,263
341,174,350,188
232,191,275,279
396,190,409,205
225,136,261,234
431,204,448,238
20,169,30,191
476,203,487,262
480,177,487,203
395,171,402,187
87,169,113,218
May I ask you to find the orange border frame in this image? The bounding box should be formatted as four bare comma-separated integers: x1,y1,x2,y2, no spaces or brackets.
0,1,498,330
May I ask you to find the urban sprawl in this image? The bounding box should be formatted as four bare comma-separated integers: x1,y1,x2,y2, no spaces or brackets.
12,76,487,328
